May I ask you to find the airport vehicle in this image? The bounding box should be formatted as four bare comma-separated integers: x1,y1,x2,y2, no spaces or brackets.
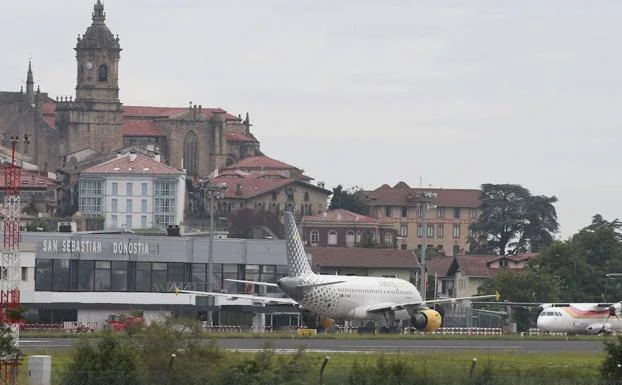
176,212,499,332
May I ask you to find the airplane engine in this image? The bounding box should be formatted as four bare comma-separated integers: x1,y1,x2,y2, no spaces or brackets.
411,309,442,332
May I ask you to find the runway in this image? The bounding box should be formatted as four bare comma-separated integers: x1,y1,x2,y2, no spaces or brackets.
19,337,605,354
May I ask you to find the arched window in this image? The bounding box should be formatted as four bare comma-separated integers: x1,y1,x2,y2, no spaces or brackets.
98,64,108,82
183,131,198,176
345,230,355,247
310,230,320,246
328,230,338,246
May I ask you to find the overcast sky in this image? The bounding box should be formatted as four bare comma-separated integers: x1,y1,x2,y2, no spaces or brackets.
2,1,621,238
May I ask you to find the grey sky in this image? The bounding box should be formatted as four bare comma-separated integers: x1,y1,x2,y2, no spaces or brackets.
2,1,621,238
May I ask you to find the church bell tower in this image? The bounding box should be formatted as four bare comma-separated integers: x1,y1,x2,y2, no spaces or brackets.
56,0,124,155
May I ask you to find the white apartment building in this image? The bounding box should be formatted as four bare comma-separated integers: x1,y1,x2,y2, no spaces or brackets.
78,152,185,230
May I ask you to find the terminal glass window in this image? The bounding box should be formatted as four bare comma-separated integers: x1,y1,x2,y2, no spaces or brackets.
135,262,151,292
35,259,53,291
95,261,111,291
78,261,94,291
192,264,206,290
276,265,288,281
245,265,260,293
53,259,70,291
152,262,167,292
168,263,185,286
111,261,128,291
261,265,277,293
222,264,238,293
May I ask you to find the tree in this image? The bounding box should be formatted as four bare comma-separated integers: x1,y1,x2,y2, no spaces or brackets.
469,184,558,255
534,214,622,302
328,185,365,214
0,324,19,358
478,269,564,331
360,231,378,248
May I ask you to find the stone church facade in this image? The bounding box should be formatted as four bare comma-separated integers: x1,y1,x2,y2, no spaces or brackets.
0,1,261,177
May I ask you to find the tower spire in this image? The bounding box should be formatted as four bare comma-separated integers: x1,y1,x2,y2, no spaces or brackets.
92,0,106,23
26,61,34,104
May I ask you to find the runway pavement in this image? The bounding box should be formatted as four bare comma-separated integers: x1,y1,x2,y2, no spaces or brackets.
18,337,605,354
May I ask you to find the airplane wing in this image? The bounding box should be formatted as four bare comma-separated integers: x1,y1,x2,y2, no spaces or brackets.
174,288,298,306
368,292,500,313
225,279,279,287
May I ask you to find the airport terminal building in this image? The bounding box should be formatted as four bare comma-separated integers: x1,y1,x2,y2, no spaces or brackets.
19,232,300,329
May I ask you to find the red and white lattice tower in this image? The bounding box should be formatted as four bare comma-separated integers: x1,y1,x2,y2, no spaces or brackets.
0,135,26,385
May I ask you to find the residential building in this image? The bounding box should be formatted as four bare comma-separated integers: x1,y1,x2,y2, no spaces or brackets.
77,152,185,230
363,182,481,255
301,209,397,248
305,247,420,282
201,170,331,220
0,170,58,224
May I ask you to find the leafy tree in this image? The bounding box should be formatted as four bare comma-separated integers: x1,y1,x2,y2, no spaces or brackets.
602,336,622,382
469,184,558,255
360,231,378,248
534,214,622,302
329,185,365,214
478,269,564,330
0,324,19,358
228,208,283,239
60,330,140,385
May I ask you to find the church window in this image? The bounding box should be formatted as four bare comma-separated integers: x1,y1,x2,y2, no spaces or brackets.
183,131,198,176
98,64,108,82
328,230,338,246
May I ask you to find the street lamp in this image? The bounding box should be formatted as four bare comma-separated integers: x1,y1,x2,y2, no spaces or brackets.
416,190,437,301
198,181,228,326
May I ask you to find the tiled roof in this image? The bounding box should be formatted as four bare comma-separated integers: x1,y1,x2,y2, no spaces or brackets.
485,253,537,264
0,170,56,189
122,105,239,121
123,119,166,137
207,175,330,199
305,247,420,269
82,153,183,175
455,256,491,277
302,209,379,225
226,131,258,143
425,257,455,277
364,183,481,208
224,155,298,171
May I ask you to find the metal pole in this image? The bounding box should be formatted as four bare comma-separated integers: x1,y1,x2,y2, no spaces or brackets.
421,205,427,301
207,191,214,326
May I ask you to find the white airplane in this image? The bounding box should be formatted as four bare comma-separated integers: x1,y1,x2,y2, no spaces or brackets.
536,302,622,335
176,211,500,332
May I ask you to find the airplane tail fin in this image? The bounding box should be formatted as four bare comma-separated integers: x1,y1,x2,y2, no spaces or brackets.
284,211,314,277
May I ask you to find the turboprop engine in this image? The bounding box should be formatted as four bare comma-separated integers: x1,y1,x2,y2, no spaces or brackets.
411,309,442,332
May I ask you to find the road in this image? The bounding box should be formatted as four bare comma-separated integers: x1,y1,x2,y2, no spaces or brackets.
19,337,605,354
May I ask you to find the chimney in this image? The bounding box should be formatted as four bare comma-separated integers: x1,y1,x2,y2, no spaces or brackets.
116,152,123,159
154,153,160,162
129,153,137,162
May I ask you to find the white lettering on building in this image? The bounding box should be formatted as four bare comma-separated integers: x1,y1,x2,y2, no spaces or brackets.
112,241,150,255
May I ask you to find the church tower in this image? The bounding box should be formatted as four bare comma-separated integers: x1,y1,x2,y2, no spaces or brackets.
56,0,124,155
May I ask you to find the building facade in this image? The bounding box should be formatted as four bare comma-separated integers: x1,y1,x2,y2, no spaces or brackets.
0,1,261,176
301,209,398,248
363,182,482,255
77,152,185,230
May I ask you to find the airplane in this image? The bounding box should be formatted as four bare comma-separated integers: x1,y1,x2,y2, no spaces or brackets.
535,302,622,335
175,211,500,333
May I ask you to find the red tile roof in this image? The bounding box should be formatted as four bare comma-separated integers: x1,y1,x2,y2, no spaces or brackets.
123,119,166,137
305,247,420,269
82,153,182,175
364,184,481,208
122,105,239,121
425,257,455,277
454,256,491,277
224,155,299,171
0,170,56,189
302,209,379,225
226,131,258,143
208,174,329,199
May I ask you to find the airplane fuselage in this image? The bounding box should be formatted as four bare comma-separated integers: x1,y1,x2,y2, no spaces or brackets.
537,304,622,334
277,274,421,321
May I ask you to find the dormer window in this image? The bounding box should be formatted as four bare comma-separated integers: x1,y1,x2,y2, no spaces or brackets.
98,64,108,82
